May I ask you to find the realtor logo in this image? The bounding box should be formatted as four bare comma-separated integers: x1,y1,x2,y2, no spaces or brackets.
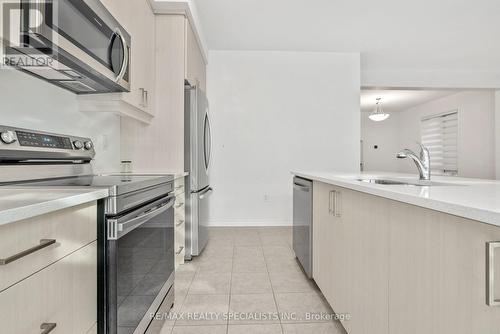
1,0,56,68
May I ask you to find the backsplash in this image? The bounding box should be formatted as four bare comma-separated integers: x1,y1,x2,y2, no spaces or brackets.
0,70,121,173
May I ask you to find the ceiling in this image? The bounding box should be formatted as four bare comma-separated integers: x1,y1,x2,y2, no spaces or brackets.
360,89,460,113
193,0,500,74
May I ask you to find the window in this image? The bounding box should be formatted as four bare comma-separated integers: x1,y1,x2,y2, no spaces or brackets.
420,111,458,175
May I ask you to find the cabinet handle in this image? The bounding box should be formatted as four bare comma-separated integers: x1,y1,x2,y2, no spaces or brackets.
176,219,185,227
0,239,56,265
139,88,145,107
40,323,57,334
329,190,335,215
175,203,184,208
176,246,184,255
335,191,342,217
175,185,184,190
487,241,500,306
144,90,149,107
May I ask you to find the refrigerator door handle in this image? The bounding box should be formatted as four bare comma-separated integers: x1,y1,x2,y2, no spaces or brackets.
204,110,212,173
198,187,213,199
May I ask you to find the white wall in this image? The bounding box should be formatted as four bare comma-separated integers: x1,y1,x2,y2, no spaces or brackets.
207,51,360,226
361,112,400,172
362,91,496,179
0,70,121,172
193,0,500,90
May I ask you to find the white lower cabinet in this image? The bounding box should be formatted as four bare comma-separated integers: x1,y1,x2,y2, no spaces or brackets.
313,181,500,334
313,182,388,334
174,177,186,267
0,203,97,291
86,323,97,334
0,241,97,334
388,201,500,334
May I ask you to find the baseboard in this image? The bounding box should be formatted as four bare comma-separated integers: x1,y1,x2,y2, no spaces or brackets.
206,221,292,227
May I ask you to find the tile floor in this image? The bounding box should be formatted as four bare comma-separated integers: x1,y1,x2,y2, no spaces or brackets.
147,227,346,334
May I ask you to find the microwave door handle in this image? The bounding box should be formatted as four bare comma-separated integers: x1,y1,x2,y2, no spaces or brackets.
117,196,175,238
115,29,129,82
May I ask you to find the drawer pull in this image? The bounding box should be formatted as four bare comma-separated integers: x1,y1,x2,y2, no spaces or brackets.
328,190,335,215
175,203,184,208
176,219,185,227
334,191,342,217
0,239,56,265
40,323,57,334
176,246,185,255
487,241,500,306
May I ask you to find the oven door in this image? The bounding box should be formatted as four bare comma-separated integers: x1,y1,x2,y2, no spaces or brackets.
106,195,175,334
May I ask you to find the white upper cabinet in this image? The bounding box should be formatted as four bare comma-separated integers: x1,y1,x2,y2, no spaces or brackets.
120,13,207,171
79,0,156,123
185,20,206,91
128,0,156,115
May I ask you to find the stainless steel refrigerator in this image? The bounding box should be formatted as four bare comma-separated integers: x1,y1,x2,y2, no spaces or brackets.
184,80,212,259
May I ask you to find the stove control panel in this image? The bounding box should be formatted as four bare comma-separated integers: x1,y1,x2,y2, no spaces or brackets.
16,131,74,149
0,131,16,144
72,140,84,150
0,125,95,161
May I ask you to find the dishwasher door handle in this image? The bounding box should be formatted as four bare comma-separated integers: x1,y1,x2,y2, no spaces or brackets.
293,183,310,192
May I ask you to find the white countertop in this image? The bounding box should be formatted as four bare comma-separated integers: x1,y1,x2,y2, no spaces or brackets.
0,172,187,226
101,172,189,179
292,171,500,227
0,187,109,227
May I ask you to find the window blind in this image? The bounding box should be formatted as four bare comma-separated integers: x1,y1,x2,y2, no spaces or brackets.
420,111,458,175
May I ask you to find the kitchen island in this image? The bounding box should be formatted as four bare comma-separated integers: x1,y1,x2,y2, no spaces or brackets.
292,171,500,334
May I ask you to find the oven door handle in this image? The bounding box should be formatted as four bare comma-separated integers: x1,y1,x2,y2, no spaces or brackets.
115,196,175,239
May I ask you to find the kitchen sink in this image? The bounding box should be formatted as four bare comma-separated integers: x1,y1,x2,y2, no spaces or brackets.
357,179,408,185
355,178,460,187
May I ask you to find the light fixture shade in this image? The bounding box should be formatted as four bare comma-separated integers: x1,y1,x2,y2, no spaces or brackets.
369,112,390,121
369,98,390,122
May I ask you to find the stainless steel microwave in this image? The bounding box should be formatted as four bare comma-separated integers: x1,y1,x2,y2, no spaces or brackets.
3,0,131,94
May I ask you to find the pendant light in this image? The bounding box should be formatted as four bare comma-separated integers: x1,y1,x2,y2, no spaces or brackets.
369,98,390,122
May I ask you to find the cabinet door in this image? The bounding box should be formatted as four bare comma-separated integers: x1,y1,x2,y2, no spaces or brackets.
175,190,186,267
314,183,389,334
312,181,336,302
185,20,206,91
130,0,155,114
389,202,500,334
0,202,96,291
0,241,97,334
339,188,389,334
100,0,132,31
100,0,154,113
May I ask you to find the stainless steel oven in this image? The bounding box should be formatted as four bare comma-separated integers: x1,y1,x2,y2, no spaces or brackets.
5,0,131,93
107,194,175,334
0,125,176,334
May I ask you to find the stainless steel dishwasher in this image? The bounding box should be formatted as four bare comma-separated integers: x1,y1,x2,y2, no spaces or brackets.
293,176,313,278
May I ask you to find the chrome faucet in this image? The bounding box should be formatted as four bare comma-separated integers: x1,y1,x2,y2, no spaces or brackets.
397,144,431,180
